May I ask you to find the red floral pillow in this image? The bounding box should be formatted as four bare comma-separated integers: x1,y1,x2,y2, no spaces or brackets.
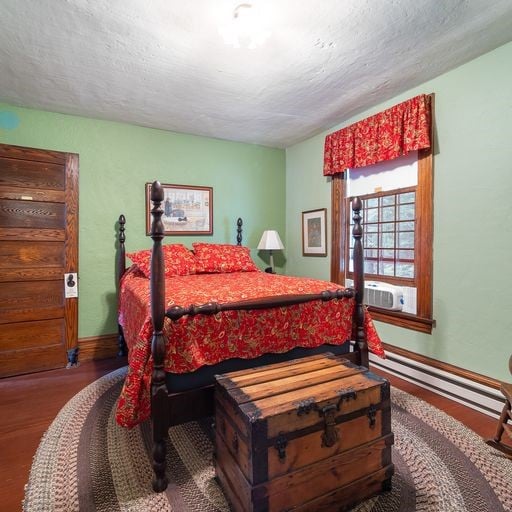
127,244,196,278
192,243,259,273
163,244,197,276
126,249,152,277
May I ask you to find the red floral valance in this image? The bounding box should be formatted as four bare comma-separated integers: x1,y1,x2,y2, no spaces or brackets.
323,94,431,176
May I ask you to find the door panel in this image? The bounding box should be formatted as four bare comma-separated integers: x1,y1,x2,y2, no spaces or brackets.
0,241,64,268
1,345,68,376
0,199,65,229
0,281,64,324
0,157,65,189
0,144,78,377
0,319,65,351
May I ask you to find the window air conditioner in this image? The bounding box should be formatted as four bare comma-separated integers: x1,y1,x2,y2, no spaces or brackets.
364,281,404,311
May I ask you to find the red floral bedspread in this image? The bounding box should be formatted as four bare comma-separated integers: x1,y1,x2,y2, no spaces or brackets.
116,269,384,427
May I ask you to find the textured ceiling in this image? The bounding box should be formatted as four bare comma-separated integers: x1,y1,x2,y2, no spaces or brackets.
1,0,511,148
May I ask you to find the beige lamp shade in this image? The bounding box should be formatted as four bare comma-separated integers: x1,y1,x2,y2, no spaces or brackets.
257,230,284,250
257,230,284,273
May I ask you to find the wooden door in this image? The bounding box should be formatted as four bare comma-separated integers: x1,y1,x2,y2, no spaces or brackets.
0,143,78,377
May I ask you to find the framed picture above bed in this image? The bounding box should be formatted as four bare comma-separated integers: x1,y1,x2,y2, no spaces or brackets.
302,208,327,256
145,182,213,235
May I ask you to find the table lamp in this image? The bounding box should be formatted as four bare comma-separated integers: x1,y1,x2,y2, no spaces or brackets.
257,230,284,273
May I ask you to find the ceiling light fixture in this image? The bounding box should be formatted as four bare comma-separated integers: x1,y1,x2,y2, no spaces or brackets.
219,3,271,50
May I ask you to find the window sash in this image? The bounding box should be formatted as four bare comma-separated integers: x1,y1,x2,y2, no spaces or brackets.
347,186,416,283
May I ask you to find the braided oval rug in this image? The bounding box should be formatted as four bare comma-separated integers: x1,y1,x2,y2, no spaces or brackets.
23,366,512,512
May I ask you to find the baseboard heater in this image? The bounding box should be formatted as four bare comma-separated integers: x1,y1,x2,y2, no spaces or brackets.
369,350,505,419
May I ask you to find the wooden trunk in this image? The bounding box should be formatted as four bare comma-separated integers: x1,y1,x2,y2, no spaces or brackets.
214,353,393,512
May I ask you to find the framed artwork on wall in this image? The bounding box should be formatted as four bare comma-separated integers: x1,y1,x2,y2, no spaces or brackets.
145,182,213,235
302,208,327,256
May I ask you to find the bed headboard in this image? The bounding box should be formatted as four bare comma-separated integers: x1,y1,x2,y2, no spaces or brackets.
116,210,244,284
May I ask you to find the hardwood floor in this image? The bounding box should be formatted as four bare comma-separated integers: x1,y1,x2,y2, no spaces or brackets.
0,357,127,512
0,357,501,511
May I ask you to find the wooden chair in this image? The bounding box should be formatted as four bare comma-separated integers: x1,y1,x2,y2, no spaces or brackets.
486,355,512,457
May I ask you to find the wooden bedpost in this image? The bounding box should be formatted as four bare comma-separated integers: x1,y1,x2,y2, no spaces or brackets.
117,214,127,356
149,181,169,492
352,197,369,368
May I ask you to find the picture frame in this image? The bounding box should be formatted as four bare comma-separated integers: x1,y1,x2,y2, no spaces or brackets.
145,182,213,236
302,208,327,256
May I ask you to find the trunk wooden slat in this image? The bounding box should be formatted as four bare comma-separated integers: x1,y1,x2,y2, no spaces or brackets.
214,353,393,511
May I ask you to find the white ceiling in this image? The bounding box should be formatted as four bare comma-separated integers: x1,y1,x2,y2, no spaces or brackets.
1,1,511,148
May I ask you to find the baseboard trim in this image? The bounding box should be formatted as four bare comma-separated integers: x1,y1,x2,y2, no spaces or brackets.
370,343,505,418
78,334,119,362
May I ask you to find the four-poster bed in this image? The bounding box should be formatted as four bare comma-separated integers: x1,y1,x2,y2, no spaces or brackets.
116,181,384,492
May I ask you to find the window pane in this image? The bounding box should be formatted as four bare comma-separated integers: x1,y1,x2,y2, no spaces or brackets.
379,262,395,276
366,224,378,233
381,206,395,221
398,221,415,231
380,249,394,259
398,250,414,261
365,249,379,259
366,198,378,208
382,195,395,206
399,192,415,203
381,222,394,232
365,261,378,274
398,231,414,248
366,233,378,248
396,263,414,278
399,203,415,220
366,208,378,222
380,232,394,248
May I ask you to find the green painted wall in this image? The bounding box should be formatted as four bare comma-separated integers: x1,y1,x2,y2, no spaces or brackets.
285,41,512,381
0,106,285,338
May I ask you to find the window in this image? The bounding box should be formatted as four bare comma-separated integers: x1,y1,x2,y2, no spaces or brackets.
348,187,416,282
331,146,434,333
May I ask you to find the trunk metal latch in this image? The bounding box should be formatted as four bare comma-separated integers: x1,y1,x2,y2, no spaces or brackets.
320,403,339,447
